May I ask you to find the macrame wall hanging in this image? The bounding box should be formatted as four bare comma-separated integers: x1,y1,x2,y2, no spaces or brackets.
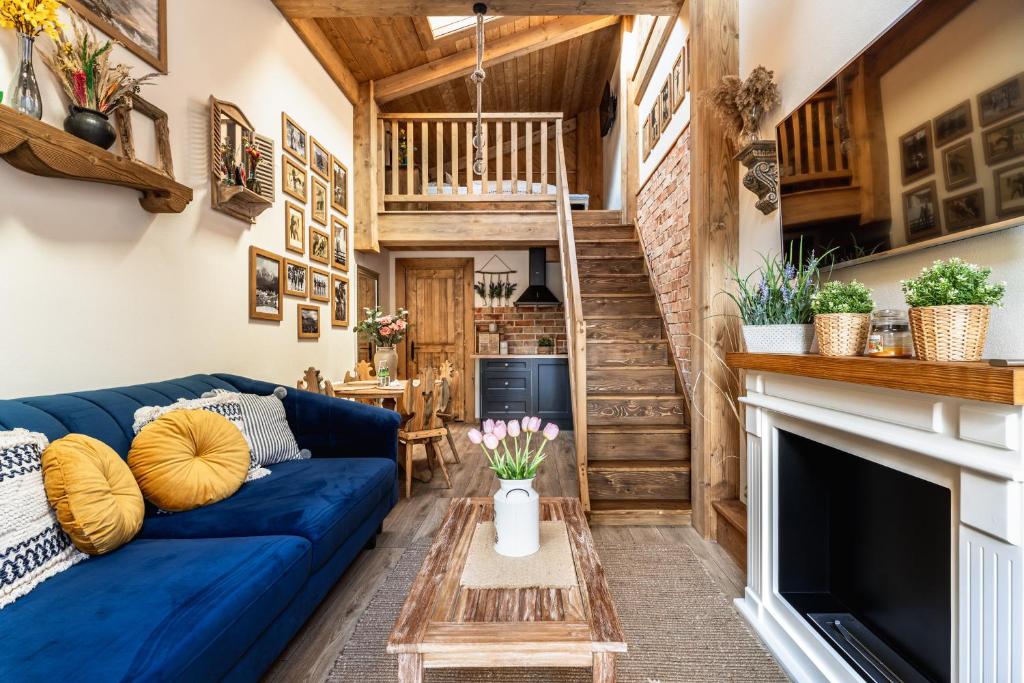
475,254,517,307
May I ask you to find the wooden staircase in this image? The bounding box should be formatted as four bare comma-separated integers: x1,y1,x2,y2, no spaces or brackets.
573,217,692,525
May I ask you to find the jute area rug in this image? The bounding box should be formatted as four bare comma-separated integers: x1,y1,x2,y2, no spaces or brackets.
328,540,788,682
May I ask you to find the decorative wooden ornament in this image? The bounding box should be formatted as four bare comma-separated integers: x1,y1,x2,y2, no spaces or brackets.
210,95,274,223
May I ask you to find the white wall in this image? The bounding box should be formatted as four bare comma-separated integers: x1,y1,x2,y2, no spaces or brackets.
638,17,690,188
739,0,1024,358
602,55,624,211
0,0,364,398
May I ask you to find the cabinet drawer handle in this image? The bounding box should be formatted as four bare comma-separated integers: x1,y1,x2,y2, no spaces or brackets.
503,363,509,367
504,381,509,386
504,405,509,410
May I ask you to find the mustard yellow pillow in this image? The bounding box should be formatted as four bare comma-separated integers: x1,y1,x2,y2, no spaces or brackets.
128,409,249,512
42,434,145,555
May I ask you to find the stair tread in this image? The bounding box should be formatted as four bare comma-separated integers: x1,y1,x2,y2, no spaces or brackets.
588,364,674,370
581,293,655,299
588,393,686,400
589,425,690,433
712,499,748,535
589,499,692,512
577,255,644,260
587,338,667,345
588,459,690,472
585,314,661,320
576,238,638,243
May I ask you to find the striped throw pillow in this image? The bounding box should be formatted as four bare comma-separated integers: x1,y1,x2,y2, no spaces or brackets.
205,388,308,468
0,429,87,609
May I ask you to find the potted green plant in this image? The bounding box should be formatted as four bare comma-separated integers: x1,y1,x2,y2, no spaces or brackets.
487,281,503,308
726,244,829,354
812,280,875,357
502,280,518,306
474,281,487,306
900,258,1005,361
537,336,554,355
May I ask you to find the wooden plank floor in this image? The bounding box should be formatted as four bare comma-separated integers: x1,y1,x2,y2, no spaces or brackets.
264,424,743,682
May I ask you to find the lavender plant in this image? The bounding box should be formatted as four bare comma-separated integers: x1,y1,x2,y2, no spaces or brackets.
725,242,830,325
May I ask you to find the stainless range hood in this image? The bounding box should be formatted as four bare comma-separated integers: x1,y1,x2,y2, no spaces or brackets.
514,248,560,306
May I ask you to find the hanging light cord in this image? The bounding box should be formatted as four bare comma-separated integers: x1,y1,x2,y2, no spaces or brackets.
470,3,488,177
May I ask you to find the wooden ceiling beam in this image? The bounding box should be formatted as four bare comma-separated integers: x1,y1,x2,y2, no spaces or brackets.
375,15,619,103
275,1,681,17
273,6,360,103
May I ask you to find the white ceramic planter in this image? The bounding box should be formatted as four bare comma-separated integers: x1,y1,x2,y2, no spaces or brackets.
742,323,815,354
493,477,540,557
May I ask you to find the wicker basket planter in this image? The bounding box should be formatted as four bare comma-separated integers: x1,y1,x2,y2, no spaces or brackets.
908,305,991,362
814,313,871,357
742,324,815,354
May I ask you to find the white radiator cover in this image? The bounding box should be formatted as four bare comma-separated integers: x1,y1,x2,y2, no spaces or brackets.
736,370,1024,682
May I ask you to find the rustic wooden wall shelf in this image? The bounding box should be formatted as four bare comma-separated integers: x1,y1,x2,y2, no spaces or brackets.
209,96,274,223
0,104,192,213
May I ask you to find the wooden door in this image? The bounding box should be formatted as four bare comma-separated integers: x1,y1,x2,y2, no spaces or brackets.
396,258,475,420
356,266,380,363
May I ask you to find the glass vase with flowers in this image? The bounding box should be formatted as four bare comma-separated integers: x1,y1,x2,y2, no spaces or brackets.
1,0,64,118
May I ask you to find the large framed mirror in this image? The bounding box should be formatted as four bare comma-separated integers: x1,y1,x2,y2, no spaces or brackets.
777,0,1024,267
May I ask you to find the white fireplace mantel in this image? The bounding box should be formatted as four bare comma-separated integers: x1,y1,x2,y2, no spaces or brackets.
732,363,1024,683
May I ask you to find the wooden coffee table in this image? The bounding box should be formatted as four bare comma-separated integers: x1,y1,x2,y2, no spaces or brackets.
388,497,626,682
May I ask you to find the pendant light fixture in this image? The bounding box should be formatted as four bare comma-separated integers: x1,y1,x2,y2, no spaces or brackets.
471,3,488,177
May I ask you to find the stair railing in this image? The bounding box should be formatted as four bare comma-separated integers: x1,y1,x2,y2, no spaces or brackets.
554,119,590,511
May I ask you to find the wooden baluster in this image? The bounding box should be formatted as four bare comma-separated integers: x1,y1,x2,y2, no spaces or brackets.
436,121,443,196
390,120,398,196
378,118,386,202
511,120,519,193
496,121,504,195
804,103,815,174
832,100,845,171
540,120,549,193
525,120,533,194
421,121,429,195
817,100,829,172
482,122,490,194
465,121,474,195
778,121,791,178
450,120,458,195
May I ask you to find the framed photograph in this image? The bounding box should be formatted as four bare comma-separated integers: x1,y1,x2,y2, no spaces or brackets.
685,36,691,90
902,181,942,242
932,100,972,148
899,122,934,185
67,0,166,73
284,202,305,254
282,113,307,162
983,114,1024,165
332,218,349,272
659,79,672,132
282,155,307,203
248,246,283,322
310,138,330,179
331,274,350,328
672,52,686,111
310,267,331,303
310,226,330,265
941,139,976,191
649,107,660,147
311,176,329,225
994,161,1024,219
978,72,1024,127
642,118,651,160
297,304,320,340
331,156,349,215
943,189,986,232
284,259,308,298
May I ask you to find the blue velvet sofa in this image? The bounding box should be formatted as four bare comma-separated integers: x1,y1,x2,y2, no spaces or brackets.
0,373,400,682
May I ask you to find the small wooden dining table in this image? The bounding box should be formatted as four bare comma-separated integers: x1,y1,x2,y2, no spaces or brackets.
330,378,406,408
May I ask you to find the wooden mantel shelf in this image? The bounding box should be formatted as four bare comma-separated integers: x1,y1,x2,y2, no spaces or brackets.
727,353,1024,406
0,105,193,213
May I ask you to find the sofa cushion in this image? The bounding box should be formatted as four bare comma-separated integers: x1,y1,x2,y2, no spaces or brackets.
139,457,396,571
0,535,311,682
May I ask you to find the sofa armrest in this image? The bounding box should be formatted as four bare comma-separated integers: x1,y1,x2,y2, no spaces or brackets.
212,373,400,462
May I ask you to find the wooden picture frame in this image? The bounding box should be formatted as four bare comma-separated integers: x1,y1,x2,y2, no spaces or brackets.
685,36,691,92
941,138,976,191
282,155,307,202
994,160,1024,219
297,304,321,340
310,267,331,303
899,122,934,185
282,113,308,162
210,96,274,223
943,189,986,232
331,156,349,215
67,0,167,73
310,137,331,179
902,181,942,243
249,246,283,322
284,259,308,298
114,94,173,177
932,100,972,148
311,176,329,225
331,273,350,328
285,202,305,254
672,52,686,111
332,217,349,272
659,79,672,133
642,118,651,160
983,113,1024,165
649,108,660,147
978,72,1024,128
310,226,330,265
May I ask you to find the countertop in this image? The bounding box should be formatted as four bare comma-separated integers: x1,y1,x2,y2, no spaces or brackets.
472,354,569,359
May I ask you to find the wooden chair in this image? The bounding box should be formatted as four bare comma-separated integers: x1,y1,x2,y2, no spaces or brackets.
297,366,336,396
396,368,451,498
343,360,377,405
436,360,462,464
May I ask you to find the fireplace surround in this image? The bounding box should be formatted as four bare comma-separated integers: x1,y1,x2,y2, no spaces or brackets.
732,358,1024,682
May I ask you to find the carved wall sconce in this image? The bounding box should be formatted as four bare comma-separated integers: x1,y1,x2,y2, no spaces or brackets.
735,140,779,215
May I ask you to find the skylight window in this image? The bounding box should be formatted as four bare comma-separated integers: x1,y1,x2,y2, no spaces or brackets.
426,15,499,40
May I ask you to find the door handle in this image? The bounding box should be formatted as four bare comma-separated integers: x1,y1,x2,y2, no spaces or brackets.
410,340,416,360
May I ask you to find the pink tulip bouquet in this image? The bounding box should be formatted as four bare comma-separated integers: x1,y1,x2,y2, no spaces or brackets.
468,417,560,480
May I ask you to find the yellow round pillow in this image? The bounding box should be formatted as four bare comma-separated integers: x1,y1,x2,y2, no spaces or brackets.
42,434,145,555
128,410,249,512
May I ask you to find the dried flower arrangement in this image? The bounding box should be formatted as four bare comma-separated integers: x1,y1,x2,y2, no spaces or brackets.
42,12,157,114
0,0,63,38
708,65,780,146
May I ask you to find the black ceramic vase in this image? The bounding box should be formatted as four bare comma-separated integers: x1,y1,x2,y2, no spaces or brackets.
63,106,116,150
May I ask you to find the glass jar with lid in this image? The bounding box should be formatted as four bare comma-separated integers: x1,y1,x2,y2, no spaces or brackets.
866,309,914,358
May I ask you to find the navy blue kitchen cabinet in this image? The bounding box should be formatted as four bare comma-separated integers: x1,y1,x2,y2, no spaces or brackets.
480,357,573,429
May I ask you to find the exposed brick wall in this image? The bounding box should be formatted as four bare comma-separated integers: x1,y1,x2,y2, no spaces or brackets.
474,306,568,355
636,129,693,388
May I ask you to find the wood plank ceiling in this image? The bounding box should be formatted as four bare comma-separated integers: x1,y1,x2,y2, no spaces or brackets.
312,15,621,118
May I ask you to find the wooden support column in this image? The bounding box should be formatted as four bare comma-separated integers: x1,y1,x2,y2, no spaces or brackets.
354,81,379,253
576,107,603,210
688,0,740,538
620,19,639,223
